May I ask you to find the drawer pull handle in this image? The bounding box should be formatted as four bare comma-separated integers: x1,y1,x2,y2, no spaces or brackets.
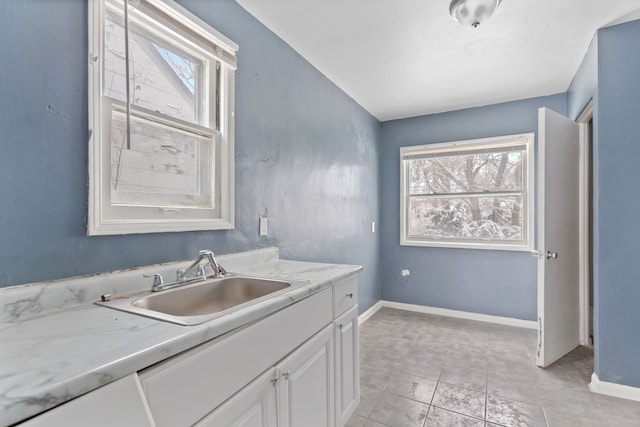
346,292,354,298
283,371,290,380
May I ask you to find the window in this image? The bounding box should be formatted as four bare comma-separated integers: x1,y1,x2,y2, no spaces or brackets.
88,0,237,235
400,134,534,251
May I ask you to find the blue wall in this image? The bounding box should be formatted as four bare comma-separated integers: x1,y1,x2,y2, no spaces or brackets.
595,19,640,388
380,94,567,321
0,0,382,312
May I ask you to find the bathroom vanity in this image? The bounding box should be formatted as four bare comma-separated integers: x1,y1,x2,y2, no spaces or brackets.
0,248,361,427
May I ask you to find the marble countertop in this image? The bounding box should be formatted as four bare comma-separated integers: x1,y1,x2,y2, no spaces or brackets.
0,248,362,426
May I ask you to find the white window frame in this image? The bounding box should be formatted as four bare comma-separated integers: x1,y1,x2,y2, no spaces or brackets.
87,0,237,235
400,133,535,251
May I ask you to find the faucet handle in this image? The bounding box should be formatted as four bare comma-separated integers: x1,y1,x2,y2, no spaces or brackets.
198,249,225,277
217,264,228,276
196,265,206,278
143,273,164,290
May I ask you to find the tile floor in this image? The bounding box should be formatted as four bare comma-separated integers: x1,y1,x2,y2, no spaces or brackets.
346,307,640,427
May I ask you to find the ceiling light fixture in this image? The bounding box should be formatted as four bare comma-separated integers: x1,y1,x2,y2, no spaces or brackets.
449,0,502,28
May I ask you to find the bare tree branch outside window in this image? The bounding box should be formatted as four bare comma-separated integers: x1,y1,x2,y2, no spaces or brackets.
405,145,527,243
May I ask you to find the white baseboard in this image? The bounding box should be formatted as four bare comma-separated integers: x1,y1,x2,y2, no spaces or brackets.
359,300,536,329
358,301,384,325
590,373,640,402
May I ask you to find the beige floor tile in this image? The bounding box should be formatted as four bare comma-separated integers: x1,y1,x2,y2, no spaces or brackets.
368,392,429,427
345,308,640,427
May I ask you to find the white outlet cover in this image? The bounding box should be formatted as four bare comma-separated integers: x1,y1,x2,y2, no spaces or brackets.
259,217,269,236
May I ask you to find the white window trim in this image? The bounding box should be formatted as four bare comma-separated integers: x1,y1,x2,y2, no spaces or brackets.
87,0,237,235
400,133,535,252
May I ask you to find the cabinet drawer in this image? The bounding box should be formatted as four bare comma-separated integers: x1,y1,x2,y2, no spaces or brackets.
333,276,357,318
139,288,332,427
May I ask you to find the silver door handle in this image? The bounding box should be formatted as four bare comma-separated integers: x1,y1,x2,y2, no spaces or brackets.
546,251,558,259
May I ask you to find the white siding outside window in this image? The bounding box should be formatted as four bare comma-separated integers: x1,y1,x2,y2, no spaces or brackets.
88,0,237,235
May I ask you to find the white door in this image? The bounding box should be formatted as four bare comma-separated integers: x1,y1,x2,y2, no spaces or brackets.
277,324,334,427
536,107,580,367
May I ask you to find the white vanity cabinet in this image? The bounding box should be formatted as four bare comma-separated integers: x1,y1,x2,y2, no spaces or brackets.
165,275,359,427
16,273,360,427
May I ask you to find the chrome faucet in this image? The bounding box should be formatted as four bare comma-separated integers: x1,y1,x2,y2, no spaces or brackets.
145,250,227,292
177,250,227,282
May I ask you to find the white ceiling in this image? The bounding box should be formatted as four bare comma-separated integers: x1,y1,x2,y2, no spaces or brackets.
235,0,640,121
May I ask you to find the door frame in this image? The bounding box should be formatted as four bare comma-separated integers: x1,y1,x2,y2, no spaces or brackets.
577,100,594,346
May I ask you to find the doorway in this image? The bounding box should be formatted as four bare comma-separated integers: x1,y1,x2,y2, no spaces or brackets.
577,101,594,347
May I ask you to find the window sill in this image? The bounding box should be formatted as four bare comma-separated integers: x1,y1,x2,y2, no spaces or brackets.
400,239,533,252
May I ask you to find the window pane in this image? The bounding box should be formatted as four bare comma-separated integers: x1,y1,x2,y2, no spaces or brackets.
104,11,205,124
408,195,523,241
408,151,523,195
110,109,213,208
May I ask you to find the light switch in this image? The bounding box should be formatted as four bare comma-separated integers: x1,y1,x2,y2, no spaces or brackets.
259,217,269,236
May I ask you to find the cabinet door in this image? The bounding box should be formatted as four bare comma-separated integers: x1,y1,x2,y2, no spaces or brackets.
334,305,360,427
277,324,334,427
195,369,277,427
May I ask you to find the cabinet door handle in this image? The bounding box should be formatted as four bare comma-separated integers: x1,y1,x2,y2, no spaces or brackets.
346,292,353,298
282,371,290,380
337,323,343,330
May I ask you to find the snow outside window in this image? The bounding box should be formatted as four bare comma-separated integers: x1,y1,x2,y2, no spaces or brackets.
400,134,534,251
88,0,237,235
